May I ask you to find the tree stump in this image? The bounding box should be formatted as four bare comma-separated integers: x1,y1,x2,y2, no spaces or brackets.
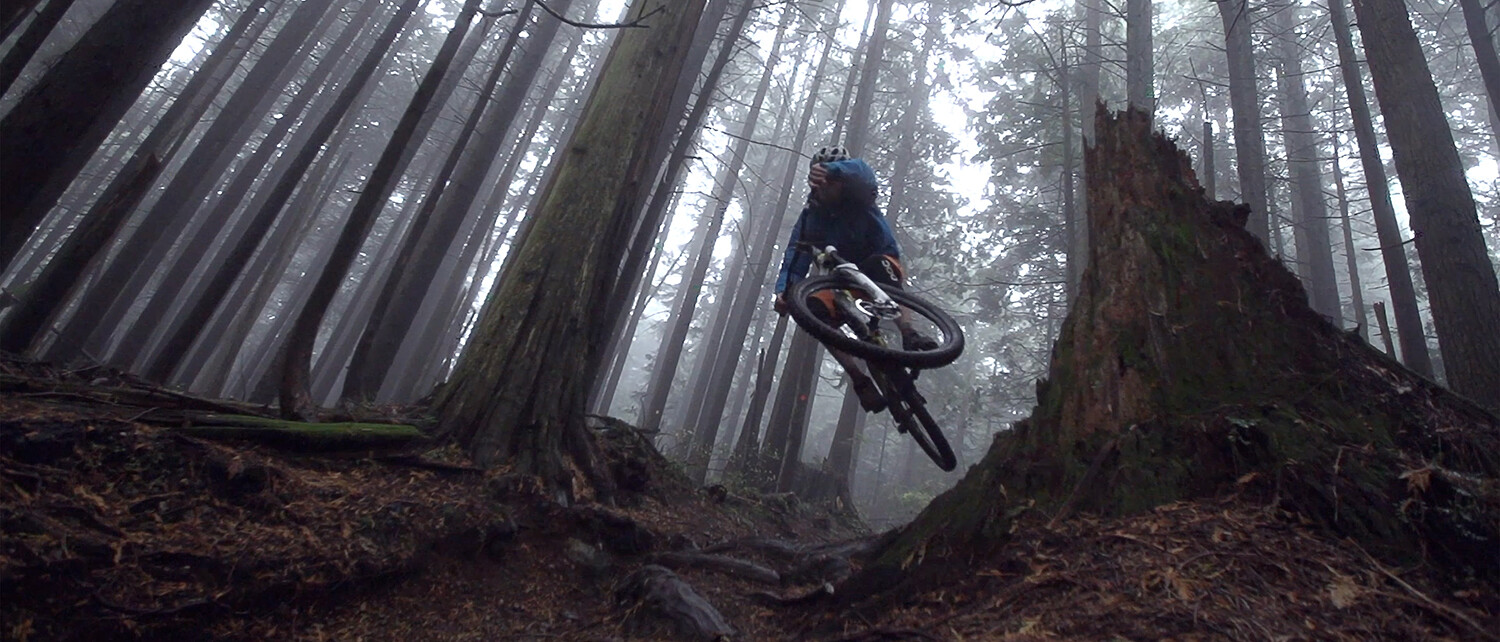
854,107,1500,597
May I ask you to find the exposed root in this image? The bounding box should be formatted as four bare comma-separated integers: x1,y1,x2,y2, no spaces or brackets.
614,565,734,641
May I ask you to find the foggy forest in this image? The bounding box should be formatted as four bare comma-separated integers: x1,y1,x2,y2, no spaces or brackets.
2,0,1498,639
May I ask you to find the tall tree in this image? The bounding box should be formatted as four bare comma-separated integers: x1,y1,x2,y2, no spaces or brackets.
846,0,895,156
1215,0,1271,242
116,0,384,370
1125,0,1153,113
141,0,425,383
644,3,792,467
683,0,849,477
1329,136,1367,340
0,0,76,96
1327,0,1432,376
47,0,336,362
1458,0,1500,119
1271,4,1341,319
273,0,490,418
0,0,218,272
0,0,276,357
435,0,707,496
1350,0,1500,412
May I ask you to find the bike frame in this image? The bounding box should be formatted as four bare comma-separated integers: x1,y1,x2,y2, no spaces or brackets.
807,244,901,345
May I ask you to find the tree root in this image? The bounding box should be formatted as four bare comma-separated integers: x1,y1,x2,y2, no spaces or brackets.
649,551,780,585
614,565,734,641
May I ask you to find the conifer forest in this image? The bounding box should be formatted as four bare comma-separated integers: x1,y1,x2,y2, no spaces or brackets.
2,0,1499,639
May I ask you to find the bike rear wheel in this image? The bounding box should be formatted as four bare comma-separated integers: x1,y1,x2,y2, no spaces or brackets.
787,275,964,369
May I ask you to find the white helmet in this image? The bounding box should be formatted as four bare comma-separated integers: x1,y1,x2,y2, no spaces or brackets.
810,145,850,166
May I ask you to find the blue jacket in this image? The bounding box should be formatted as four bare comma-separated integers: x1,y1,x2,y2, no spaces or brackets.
774,159,901,294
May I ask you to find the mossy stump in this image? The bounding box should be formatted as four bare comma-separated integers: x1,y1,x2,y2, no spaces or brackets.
854,107,1500,598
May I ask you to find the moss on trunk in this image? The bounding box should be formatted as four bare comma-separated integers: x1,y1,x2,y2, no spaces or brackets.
854,107,1500,599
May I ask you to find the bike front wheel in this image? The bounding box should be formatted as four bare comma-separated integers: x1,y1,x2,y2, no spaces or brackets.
875,368,957,471
787,275,964,369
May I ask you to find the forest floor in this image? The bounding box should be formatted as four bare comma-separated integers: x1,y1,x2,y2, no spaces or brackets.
2,354,1496,641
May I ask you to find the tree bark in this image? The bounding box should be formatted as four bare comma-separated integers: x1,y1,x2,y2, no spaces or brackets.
436,0,707,497
1351,0,1500,413
1327,0,1432,377
1216,0,1272,242
851,107,1500,599
1,0,43,41
0,0,217,272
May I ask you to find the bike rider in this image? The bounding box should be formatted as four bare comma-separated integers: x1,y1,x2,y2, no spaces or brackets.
773,145,938,413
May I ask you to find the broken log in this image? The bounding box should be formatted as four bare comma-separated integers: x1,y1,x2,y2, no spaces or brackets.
852,106,1500,599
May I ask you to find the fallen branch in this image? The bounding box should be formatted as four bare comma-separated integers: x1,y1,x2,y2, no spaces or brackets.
172,414,425,451
650,551,781,585
1358,546,1499,642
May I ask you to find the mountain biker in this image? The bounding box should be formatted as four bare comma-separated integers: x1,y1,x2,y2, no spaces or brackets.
772,145,938,414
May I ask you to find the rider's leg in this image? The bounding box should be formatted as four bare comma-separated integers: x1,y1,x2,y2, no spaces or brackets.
809,290,886,413
859,255,938,351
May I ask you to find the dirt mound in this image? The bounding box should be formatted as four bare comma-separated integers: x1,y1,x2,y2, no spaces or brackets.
812,497,1498,641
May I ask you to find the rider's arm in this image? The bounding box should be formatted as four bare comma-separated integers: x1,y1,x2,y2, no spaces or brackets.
775,209,812,294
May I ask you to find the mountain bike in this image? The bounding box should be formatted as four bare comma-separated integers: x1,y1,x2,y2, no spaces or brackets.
784,244,965,471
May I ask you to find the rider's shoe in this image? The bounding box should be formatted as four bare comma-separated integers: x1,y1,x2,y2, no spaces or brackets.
902,329,939,352
851,375,887,413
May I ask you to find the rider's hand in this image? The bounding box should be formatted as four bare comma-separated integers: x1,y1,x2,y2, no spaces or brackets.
773,292,788,316
808,163,828,190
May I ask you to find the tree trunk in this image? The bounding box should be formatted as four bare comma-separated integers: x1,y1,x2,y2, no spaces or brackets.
1351,0,1500,413
1459,0,1500,125
1,0,43,41
119,0,384,371
0,0,217,272
0,0,75,96
5,0,274,359
341,0,567,401
273,0,490,418
1216,0,1272,242
727,316,789,478
435,0,707,498
141,0,423,383
1060,22,1079,303
674,0,847,476
49,0,335,363
1125,0,1153,114
1327,0,1432,377
851,107,1500,599
596,0,752,354
1330,136,1368,341
652,2,791,478
845,0,894,156
1271,4,1341,319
